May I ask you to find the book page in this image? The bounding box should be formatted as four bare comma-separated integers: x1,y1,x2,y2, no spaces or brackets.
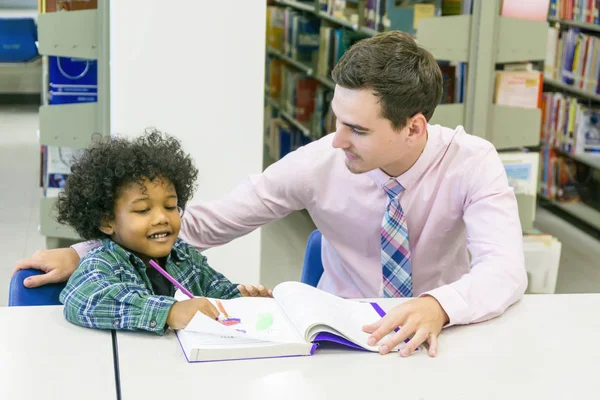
273,282,394,351
175,292,305,344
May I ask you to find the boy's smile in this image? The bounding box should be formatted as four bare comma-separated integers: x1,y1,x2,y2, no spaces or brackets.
99,176,181,263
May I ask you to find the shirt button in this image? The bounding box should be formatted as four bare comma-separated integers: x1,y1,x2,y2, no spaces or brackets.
150,320,157,328
113,319,119,327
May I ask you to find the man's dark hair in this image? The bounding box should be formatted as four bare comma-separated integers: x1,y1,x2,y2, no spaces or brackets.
55,128,198,240
331,30,443,130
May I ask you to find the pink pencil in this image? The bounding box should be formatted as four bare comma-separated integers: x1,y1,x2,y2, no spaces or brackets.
148,259,194,299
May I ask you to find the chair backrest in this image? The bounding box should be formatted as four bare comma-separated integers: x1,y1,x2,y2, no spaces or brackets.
301,229,324,287
8,269,65,306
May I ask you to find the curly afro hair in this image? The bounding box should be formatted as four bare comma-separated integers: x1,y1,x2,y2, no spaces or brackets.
55,128,198,240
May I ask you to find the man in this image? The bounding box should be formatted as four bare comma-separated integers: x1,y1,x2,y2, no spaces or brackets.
14,31,526,357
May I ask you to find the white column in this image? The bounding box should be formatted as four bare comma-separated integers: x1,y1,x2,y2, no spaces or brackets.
109,0,266,283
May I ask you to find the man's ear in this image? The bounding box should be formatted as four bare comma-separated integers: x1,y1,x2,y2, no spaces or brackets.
99,219,114,236
407,113,427,140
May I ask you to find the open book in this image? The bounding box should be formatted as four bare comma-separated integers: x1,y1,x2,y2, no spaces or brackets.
174,281,411,362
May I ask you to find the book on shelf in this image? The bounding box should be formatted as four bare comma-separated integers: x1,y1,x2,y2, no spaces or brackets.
549,27,600,94
440,0,473,15
541,91,600,155
500,151,540,199
265,115,311,161
45,0,97,12
548,0,600,24
174,281,413,363
500,0,551,21
317,26,367,79
544,26,560,80
267,5,321,69
494,70,543,108
382,0,442,36
42,146,85,198
538,145,597,204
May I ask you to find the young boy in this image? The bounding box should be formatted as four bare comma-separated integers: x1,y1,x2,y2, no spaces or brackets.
57,129,270,334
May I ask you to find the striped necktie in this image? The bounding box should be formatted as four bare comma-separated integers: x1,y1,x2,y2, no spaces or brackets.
381,178,413,298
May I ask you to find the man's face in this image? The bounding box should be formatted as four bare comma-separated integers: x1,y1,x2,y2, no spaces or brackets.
331,86,415,176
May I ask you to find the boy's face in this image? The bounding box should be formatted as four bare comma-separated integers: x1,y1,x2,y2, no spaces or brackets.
100,177,181,262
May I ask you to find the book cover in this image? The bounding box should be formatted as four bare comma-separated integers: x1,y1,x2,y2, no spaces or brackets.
384,0,442,36
494,71,543,109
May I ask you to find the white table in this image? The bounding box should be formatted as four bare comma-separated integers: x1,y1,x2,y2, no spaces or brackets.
116,294,600,399
0,306,117,400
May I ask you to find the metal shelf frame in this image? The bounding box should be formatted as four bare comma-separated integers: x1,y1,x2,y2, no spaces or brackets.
37,3,111,244
548,16,600,33
543,78,600,103
539,195,600,233
543,143,600,171
266,97,311,137
38,9,98,59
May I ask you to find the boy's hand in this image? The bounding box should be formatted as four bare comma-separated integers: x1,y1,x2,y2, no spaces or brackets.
166,298,220,330
237,284,273,298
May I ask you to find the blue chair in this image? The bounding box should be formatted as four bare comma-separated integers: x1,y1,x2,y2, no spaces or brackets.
8,269,65,306
301,229,324,287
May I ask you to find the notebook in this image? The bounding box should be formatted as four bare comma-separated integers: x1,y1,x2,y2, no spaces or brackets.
174,281,411,362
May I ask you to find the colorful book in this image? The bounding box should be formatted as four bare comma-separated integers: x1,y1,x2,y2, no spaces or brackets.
174,281,414,363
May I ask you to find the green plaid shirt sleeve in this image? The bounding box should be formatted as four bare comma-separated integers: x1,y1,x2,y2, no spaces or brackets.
59,252,176,335
183,244,242,300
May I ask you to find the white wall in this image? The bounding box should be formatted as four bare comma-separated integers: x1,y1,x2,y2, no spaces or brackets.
110,1,266,284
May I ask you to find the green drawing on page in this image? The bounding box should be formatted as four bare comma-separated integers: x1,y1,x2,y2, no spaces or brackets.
255,312,274,331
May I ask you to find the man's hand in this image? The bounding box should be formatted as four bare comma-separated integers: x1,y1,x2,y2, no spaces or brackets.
363,296,449,358
13,248,81,288
237,284,273,298
166,298,220,330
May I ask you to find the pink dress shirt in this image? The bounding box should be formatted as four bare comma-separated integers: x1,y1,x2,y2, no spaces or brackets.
73,124,527,326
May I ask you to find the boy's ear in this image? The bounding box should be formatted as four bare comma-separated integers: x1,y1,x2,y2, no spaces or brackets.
98,219,114,236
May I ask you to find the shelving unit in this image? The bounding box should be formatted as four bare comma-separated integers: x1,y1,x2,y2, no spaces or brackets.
547,16,600,32
543,78,600,103
264,0,550,231
539,12,600,236
539,194,600,232
266,46,313,75
37,2,111,247
266,97,311,137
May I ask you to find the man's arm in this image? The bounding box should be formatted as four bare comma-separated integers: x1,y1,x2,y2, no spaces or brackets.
423,145,527,326
15,141,317,286
363,145,527,357
60,255,176,334
180,145,313,250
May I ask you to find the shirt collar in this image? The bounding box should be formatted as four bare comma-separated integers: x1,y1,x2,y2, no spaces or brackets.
366,124,440,192
101,237,188,265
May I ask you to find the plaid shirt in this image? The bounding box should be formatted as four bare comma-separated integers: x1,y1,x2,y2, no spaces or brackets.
60,238,241,334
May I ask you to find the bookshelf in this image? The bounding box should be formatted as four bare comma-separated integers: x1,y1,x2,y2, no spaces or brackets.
540,5,600,236
267,46,313,75
37,1,111,246
547,16,600,33
264,0,550,231
539,194,600,232
266,97,311,137
547,143,600,171
543,78,600,103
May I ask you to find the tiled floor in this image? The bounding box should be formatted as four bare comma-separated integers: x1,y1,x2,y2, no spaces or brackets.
1,105,599,306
